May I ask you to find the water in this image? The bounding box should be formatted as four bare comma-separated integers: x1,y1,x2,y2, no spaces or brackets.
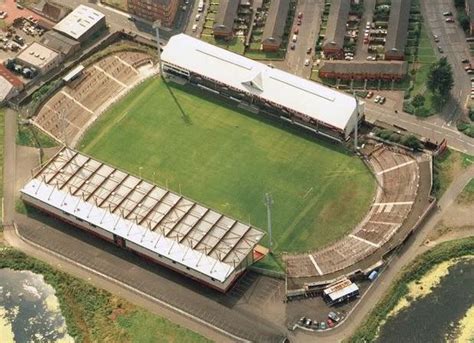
0,269,74,343
376,258,474,343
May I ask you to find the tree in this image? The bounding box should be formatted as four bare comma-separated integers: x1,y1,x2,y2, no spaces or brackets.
457,12,470,32
427,57,454,100
454,0,465,8
402,135,424,151
412,94,425,108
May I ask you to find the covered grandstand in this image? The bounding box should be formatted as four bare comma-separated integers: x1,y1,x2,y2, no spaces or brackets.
21,148,265,292
161,34,363,140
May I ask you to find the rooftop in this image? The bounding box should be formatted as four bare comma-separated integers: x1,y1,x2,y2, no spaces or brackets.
214,0,240,34
384,0,412,56
323,0,351,49
21,148,264,283
162,34,357,131
16,42,60,69
262,0,290,45
320,60,408,75
53,5,105,40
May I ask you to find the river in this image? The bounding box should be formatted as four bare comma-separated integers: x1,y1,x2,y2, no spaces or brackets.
0,268,73,342
376,257,474,342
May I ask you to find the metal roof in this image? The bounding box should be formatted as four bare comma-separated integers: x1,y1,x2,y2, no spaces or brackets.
21,148,264,283
162,34,357,131
327,283,359,301
53,5,105,40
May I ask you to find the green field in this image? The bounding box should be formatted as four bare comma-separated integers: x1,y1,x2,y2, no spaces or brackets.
79,78,375,253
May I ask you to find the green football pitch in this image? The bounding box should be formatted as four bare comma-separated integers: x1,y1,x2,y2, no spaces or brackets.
79,78,375,253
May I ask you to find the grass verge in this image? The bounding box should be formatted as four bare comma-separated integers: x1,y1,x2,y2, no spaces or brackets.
432,149,473,198
0,109,4,223
349,236,474,342
79,78,375,254
456,178,474,205
0,246,211,343
17,123,58,148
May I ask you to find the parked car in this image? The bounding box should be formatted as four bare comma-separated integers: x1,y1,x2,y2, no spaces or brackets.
298,317,307,325
127,16,136,22
306,47,312,54
311,321,319,330
462,58,470,64
304,318,312,327
379,96,386,104
438,46,444,53
328,311,341,323
445,17,454,23
327,319,335,328
290,43,295,50
304,58,310,66
297,18,302,25
195,14,201,21
465,64,472,71
374,95,381,103
366,91,374,99
319,321,327,330
192,24,198,32
297,12,303,19
442,11,453,16
294,27,299,34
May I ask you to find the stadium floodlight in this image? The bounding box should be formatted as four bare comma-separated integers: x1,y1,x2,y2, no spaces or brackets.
265,193,273,253
153,20,162,76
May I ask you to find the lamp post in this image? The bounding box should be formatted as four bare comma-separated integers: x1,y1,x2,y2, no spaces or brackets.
153,20,163,75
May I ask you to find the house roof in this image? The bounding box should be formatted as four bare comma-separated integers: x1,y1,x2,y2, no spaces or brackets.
162,34,357,131
0,64,23,89
320,60,409,75
53,5,105,40
323,0,351,50
262,0,290,46
384,0,412,57
21,148,264,283
214,0,240,34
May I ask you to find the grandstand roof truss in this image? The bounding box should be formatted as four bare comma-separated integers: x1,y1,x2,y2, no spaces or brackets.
22,148,264,282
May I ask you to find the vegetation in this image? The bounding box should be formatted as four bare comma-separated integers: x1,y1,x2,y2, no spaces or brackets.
373,129,424,151
426,57,454,107
79,78,375,254
350,236,474,343
432,149,473,197
457,107,474,137
0,109,4,221
456,179,474,204
0,246,211,343
17,122,58,148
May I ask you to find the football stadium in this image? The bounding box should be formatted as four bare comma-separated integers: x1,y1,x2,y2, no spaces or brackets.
22,34,431,293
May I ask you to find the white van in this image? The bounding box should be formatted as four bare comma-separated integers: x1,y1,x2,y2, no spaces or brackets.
292,34,297,42
192,24,198,32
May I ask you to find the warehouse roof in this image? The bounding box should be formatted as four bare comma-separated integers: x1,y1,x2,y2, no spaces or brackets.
21,148,264,283
162,34,357,131
262,0,290,46
53,5,105,40
384,0,411,57
323,0,351,50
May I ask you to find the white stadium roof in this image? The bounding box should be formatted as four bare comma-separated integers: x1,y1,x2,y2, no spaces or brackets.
161,34,357,132
53,5,104,40
21,148,264,283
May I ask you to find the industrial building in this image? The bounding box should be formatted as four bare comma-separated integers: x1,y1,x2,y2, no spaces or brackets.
261,0,290,52
161,34,362,140
127,0,180,28
15,42,62,75
41,31,81,58
53,5,106,43
21,148,266,292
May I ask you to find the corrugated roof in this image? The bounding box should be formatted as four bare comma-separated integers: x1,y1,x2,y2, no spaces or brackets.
21,148,264,283
327,283,359,301
262,0,290,46
162,34,357,131
384,0,411,57
214,0,240,34
323,0,351,50
53,5,105,40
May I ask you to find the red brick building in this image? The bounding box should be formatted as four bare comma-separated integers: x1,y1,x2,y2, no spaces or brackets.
319,61,408,81
128,0,179,28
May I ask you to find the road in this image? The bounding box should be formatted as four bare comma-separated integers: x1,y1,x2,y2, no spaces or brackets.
421,0,471,124
283,0,322,77
293,163,474,342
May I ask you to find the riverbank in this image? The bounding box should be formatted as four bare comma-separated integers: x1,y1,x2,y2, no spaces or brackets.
349,237,474,342
0,244,211,343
